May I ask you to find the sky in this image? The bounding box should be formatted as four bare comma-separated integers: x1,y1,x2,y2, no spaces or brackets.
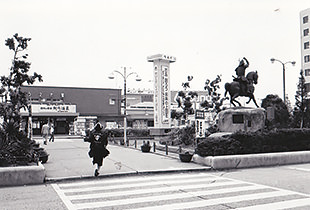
0,0,309,108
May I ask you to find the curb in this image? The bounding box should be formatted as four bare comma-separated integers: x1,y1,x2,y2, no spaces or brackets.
192,151,310,170
44,167,211,183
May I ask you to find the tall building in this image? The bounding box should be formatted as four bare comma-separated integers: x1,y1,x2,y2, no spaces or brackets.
300,8,310,93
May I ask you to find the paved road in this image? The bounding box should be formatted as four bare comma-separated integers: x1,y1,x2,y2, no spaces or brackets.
51,171,310,210
2,167,310,210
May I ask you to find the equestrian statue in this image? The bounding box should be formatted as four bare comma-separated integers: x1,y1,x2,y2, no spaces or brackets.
225,57,259,107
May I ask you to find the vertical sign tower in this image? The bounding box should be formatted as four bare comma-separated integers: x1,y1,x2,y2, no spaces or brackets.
147,54,176,135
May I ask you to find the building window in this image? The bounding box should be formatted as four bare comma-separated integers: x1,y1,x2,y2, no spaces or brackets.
304,28,309,36
305,55,310,63
109,98,116,105
305,42,310,50
305,69,310,76
303,16,309,24
232,114,244,124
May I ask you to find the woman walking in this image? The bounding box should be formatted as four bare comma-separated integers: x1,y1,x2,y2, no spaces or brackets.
86,123,110,177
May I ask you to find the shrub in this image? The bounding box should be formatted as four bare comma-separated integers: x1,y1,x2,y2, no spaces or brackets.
106,128,150,137
0,121,38,166
195,128,310,157
168,124,196,146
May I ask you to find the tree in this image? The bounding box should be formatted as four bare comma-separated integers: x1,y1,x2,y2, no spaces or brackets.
172,76,198,120
0,33,42,166
293,70,310,128
200,75,226,113
261,94,290,129
0,33,42,124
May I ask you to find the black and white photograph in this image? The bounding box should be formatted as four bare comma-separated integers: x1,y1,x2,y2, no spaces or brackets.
1,0,310,209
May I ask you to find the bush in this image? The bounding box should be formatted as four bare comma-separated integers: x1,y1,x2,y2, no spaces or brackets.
167,124,196,146
195,128,310,157
0,121,38,166
106,128,150,137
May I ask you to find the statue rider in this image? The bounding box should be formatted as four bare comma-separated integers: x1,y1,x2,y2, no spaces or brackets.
234,57,249,94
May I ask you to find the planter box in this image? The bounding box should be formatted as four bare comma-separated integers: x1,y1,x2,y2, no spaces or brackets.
192,151,310,170
141,146,151,153
179,153,193,162
0,162,45,186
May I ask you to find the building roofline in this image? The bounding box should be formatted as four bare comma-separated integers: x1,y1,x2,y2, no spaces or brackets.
21,85,121,91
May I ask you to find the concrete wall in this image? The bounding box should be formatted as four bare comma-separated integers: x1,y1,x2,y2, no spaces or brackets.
0,163,45,186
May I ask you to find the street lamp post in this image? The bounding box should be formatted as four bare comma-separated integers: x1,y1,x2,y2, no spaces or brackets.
270,58,296,104
108,67,141,146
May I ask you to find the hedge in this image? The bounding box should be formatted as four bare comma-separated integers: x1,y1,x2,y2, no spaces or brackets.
106,128,150,137
195,128,310,157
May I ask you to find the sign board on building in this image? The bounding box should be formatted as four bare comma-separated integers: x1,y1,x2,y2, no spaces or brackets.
20,104,77,115
196,119,206,138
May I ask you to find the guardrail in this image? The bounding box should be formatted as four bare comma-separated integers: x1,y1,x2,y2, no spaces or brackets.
108,136,194,156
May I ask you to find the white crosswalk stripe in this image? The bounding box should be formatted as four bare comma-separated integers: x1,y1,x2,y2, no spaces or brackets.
52,172,310,210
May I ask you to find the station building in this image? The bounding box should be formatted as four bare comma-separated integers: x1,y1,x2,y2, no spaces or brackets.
20,86,122,135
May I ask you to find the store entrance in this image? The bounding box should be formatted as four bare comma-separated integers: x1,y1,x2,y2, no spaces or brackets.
55,118,69,134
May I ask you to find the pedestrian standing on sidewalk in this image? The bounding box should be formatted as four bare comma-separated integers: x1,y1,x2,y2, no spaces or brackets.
41,123,49,145
49,124,55,142
86,122,110,177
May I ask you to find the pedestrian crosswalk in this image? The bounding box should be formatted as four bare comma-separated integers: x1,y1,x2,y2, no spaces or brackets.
52,172,310,210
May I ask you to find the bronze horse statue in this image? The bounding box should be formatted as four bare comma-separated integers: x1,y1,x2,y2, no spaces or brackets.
224,71,259,107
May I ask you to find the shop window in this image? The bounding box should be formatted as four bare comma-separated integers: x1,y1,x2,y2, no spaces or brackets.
232,114,244,124
304,28,309,36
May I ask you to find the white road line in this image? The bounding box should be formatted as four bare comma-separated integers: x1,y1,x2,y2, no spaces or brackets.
59,172,211,188
62,177,227,193
287,166,310,172
216,174,310,198
79,190,293,210
68,182,257,201
54,173,310,210
236,198,310,210
51,184,76,210
73,185,267,209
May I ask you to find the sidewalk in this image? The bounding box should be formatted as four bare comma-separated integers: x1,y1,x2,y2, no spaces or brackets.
35,136,210,182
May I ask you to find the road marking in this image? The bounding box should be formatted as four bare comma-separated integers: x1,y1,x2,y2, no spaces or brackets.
58,172,215,188
128,191,294,210
61,176,227,193
287,166,310,172
67,181,247,200
236,198,310,210
74,185,269,209
51,183,76,210
53,173,310,210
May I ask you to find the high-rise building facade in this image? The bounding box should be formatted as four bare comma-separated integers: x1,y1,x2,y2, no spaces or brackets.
300,8,310,93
